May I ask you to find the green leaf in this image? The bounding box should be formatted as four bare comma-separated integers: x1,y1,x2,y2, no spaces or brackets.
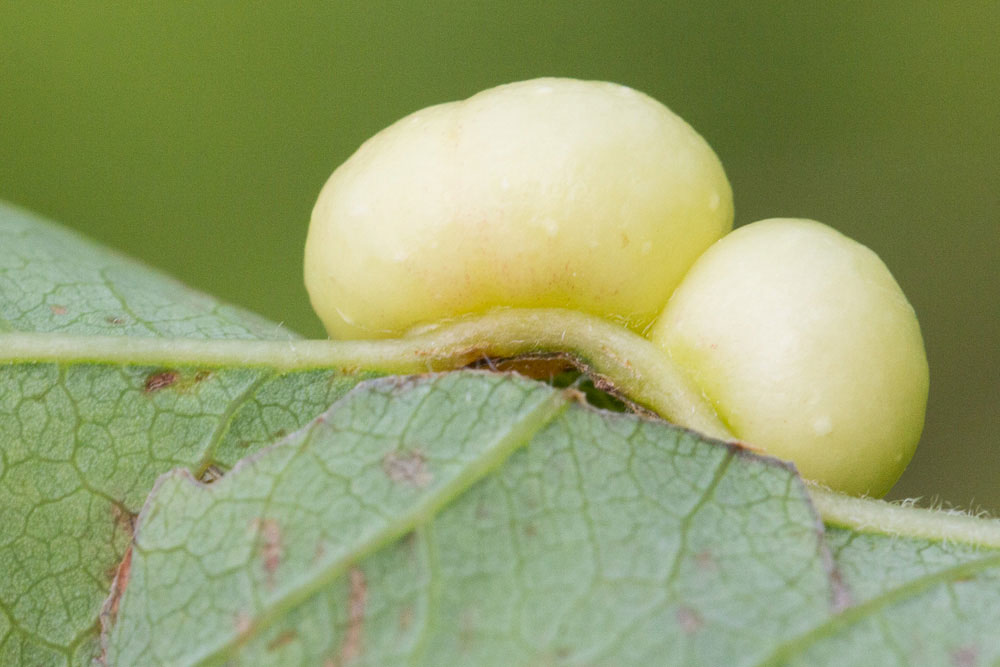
767,529,1000,665
0,202,295,341
0,204,369,664
3,201,1000,665
105,372,837,665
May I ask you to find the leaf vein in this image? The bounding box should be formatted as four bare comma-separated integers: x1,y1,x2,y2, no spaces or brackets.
756,551,1000,665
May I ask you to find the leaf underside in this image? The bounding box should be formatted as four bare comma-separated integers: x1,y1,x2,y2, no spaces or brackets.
2,202,999,666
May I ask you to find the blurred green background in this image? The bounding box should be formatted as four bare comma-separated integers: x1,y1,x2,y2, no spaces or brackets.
1,2,997,510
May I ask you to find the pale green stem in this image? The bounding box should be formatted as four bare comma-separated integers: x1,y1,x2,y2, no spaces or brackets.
2,307,998,548
0,308,730,439
809,484,1000,548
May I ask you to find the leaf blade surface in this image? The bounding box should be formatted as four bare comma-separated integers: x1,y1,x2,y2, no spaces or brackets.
107,373,839,666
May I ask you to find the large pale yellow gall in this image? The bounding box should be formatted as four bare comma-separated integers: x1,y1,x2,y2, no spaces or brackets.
305,78,733,339
650,218,929,497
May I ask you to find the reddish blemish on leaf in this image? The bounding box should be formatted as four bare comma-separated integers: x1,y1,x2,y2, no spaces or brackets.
101,546,132,628
251,518,283,588
96,545,134,665
951,646,979,667
730,440,765,455
49,304,68,315
313,541,327,565
105,503,137,582
399,606,413,631
475,499,490,520
828,566,852,613
266,629,298,652
144,370,179,393
382,450,431,487
694,550,717,572
234,612,253,636
337,567,367,664
676,606,703,634
458,607,478,651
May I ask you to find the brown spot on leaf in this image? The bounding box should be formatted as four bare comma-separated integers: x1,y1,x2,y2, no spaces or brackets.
952,646,978,667
105,504,138,582
694,550,716,572
267,629,298,652
194,370,212,383
106,316,126,326
676,606,703,634
251,518,283,588
523,523,538,537
100,546,132,629
314,541,327,564
382,450,431,487
828,565,852,613
144,370,179,393
399,606,414,631
234,612,253,635
49,304,68,315
459,607,478,651
111,502,137,538
475,499,490,520
337,567,367,664
730,440,765,455
272,428,288,440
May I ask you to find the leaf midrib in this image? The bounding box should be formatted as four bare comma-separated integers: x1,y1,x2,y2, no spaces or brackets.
7,322,1000,551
